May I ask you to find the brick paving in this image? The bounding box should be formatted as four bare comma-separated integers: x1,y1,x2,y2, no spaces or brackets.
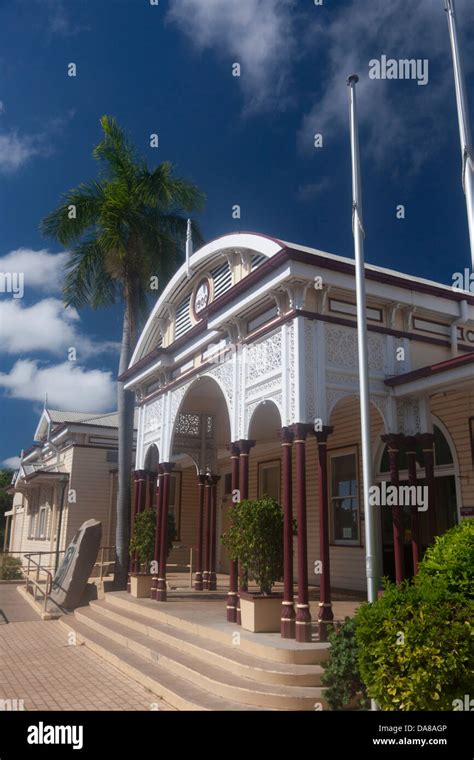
0,587,174,711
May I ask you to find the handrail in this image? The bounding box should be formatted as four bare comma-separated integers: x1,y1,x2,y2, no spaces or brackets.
21,554,54,616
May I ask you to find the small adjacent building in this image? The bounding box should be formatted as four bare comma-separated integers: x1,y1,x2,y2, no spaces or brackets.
6,408,137,569
122,231,474,641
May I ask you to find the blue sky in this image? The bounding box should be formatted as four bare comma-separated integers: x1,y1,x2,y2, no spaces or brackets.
0,0,473,466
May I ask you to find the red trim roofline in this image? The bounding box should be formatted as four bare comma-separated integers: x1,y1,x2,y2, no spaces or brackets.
385,352,474,387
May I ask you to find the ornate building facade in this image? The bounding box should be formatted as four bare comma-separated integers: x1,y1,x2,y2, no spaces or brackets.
122,232,474,642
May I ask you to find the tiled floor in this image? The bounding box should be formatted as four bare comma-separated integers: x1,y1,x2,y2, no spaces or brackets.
0,585,174,711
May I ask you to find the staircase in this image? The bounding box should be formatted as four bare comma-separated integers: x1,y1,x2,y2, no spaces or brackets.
59,593,330,711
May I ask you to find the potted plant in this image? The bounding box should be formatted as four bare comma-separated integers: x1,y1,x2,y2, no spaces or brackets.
129,509,176,598
222,496,284,632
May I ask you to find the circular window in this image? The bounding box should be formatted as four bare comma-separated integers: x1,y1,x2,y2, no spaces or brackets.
193,278,210,317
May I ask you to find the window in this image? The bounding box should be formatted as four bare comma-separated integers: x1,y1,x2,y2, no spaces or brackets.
28,511,37,540
258,461,280,502
223,472,232,496
168,473,182,540
330,450,359,544
37,507,48,539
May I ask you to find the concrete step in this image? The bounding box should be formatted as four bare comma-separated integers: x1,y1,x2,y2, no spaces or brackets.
70,607,325,711
59,616,262,711
89,599,324,687
105,591,329,665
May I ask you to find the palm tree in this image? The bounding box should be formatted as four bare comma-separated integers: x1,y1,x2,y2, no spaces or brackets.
42,116,205,588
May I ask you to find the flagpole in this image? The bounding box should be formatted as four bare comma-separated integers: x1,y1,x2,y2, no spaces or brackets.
347,75,378,605
445,0,474,269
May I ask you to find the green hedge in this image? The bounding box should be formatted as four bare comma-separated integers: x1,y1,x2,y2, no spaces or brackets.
355,580,472,711
322,521,473,711
355,520,474,711
0,554,23,580
322,617,369,710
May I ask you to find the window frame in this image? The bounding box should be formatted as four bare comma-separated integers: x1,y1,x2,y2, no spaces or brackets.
257,459,281,503
328,445,361,547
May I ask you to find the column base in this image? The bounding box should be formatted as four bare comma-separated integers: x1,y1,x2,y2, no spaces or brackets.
295,604,312,643
127,575,131,594
150,576,159,600
156,579,167,602
318,601,334,622
280,601,296,639
202,571,209,590
236,596,242,626
226,592,237,623
194,572,203,591
208,572,217,591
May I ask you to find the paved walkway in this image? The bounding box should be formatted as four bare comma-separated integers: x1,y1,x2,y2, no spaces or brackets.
0,585,174,711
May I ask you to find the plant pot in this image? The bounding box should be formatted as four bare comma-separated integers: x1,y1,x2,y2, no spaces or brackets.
129,573,153,599
239,591,283,633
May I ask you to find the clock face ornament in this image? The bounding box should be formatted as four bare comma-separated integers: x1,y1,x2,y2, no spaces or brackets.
194,279,210,315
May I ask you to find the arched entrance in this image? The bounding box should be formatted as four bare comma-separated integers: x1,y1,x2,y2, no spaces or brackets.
376,423,459,580
168,376,232,593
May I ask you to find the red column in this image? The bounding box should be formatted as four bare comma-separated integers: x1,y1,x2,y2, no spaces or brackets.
209,475,220,591
405,437,421,575
128,471,140,593
417,433,438,543
151,468,164,600
156,462,174,602
280,427,295,639
382,434,405,585
236,440,255,625
315,427,334,627
136,470,147,515
194,473,206,591
293,423,313,643
203,477,212,590
226,443,240,622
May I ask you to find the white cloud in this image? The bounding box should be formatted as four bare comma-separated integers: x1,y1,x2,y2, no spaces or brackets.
299,0,474,174
0,131,40,173
167,0,298,113
2,456,20,470
0,360,115,413
0,298,119,357
0,248,68,293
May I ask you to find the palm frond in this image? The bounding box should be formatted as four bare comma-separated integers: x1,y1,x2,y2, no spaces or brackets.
63,239,117,309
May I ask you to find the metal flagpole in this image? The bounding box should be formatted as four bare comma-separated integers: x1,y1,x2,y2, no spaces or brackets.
445,0,474,269
347,75,378,605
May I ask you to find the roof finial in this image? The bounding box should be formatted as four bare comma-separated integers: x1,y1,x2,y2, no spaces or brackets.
43,392,48,411
186,218,193,279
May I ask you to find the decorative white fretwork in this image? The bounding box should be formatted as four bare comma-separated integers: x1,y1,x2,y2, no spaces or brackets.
246,331,282,383
144,397,163,434
396,397,422,436
326,326,385,373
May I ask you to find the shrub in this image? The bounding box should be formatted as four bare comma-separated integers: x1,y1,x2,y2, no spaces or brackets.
416,519,473,598
129,510,176,572
322,617,369,710
355,579,473,711
0,554,23,580
221,497,283,594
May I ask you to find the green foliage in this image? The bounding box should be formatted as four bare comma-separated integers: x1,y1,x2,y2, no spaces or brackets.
0,554,23,581
322,617,369,711
355,580,473,711
221,497,283,594
129,509,177,572
41,115,206,321
416,519,474,598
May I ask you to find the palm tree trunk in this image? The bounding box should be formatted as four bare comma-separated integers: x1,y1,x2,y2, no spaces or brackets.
114,297,136,589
